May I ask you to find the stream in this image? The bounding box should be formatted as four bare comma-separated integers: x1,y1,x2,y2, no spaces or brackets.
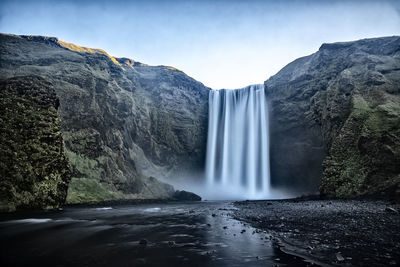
0,201,309,266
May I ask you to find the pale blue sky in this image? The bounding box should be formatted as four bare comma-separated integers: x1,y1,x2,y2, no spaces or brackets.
1,0,399,89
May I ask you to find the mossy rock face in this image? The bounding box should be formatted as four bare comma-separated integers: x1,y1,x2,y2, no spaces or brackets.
265,36,400,198
0,33,208,203
321,93,400,198
66,178,126,204
0,76,71,211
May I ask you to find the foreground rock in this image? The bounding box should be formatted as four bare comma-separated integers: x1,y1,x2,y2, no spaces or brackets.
0,33,209,203
266,36,400,198
0,76,71,211
172,190,201,201
234,199,400,266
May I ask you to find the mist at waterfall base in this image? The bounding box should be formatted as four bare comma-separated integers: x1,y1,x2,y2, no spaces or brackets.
167,85,296,200
199,84,290,200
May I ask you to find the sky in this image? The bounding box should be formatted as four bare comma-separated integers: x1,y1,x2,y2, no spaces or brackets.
1,0,399,89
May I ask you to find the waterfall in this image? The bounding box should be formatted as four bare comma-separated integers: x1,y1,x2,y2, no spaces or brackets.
205,84,270,200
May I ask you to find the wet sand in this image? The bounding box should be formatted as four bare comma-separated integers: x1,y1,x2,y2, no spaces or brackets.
234,199,400,266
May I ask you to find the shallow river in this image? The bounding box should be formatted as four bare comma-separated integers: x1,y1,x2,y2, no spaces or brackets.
0,201,308,266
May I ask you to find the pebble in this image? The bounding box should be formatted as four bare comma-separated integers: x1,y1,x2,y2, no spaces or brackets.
385,207,398,213
139,239,148,246
134,258,146,264
336,252,345,262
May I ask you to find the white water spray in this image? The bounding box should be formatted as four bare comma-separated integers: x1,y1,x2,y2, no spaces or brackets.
205,84,271,200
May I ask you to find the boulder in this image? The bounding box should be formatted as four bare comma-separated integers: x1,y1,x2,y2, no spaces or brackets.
172,190,202,201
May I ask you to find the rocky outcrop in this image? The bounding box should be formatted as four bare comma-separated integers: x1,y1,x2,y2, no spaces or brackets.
0,76,71,211
172,190,202,201
0,34,209,203
265,36,400,198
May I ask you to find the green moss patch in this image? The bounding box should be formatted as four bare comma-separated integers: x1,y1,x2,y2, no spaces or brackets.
321,94,400,198
66,178,126,204
65,149,101,180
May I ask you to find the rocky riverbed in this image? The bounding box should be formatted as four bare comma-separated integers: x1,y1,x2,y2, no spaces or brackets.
234,199,400,266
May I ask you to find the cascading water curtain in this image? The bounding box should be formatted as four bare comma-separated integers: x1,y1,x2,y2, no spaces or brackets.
205,84,270,199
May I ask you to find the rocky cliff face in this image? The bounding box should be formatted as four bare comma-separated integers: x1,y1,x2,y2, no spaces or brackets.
2,33,398,202
0,34,209,203
0,76,71,211
265,36,400,198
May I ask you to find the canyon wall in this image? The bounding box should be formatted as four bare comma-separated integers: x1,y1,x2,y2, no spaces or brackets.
1,33,399,206
0,34,209,204
265,36,400,198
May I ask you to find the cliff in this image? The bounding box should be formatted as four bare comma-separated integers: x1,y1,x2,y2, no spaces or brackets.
0,34,209,203
1,33,399,202
265,36,400,198
0,76,71,211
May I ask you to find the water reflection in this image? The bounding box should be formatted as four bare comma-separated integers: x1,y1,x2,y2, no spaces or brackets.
0,202,308,267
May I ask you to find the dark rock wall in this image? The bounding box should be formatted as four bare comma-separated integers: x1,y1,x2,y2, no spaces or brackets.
0,76,71,211
1,33,399,202
0,34,209,203
265,36,400,198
